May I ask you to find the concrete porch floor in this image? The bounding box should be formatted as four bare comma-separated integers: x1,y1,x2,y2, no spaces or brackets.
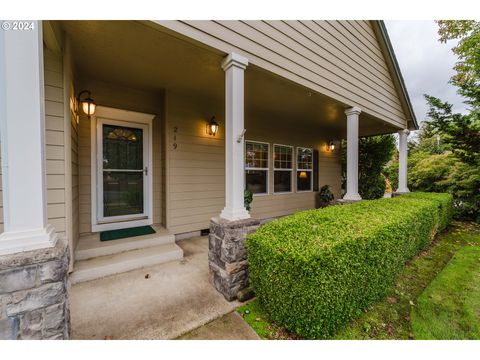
70,236,242,339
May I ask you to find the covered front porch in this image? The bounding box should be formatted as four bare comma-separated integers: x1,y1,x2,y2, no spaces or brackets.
54,20,410,280
0,20,414,339
1,20,412,277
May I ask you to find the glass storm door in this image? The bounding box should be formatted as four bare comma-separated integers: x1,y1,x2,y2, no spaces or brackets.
98,121,149,222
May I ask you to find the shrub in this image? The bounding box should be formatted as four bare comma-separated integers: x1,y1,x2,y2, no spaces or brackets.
244,190,253,211
245,192,454,339
315,185,334,208
387,152,480,222
341,134,396,199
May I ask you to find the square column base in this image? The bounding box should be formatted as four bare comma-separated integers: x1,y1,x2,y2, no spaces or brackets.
219,207,251,222
208,217,260,301
342,192,362,201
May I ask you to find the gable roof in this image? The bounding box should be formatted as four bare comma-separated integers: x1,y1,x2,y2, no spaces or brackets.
372,21,419,130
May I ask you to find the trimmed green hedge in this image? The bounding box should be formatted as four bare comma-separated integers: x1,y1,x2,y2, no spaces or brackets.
245,192,454,339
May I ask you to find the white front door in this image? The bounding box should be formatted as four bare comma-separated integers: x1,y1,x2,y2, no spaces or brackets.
92,107,154,232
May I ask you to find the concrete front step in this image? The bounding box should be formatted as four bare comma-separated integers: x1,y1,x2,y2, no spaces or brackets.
75,227,175,261
71,243,184,284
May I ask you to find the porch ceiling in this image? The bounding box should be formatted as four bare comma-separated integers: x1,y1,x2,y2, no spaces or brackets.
58,20,400,139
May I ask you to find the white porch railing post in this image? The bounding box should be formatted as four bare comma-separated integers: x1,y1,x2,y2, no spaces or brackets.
0,20,58,255
219,53,250,221
396,129,410,193
343,107,362,201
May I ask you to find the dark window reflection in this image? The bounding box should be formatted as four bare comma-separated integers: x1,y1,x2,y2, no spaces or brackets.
297,171,312,191
103,125,143,170
274,171,292,193
103,171,144,217
246,170,267,194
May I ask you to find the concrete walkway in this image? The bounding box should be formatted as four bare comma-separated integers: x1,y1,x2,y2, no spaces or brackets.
178,312,260,340
70,236,242,339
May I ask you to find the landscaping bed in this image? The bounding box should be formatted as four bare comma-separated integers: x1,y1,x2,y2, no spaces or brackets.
239,221,480,339
244,192,454,339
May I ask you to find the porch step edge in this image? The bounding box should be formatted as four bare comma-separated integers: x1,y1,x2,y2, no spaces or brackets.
75,233,175,261
71,243,183,285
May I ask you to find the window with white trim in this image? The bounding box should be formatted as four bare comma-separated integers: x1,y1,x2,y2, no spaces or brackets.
296,147,313,192
245,141,269,195
273,144,293,193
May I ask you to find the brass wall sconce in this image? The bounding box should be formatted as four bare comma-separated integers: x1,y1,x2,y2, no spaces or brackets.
206,116,219,136
77,90,96,119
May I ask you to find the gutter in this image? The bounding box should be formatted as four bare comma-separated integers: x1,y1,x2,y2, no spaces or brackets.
376,21,419,130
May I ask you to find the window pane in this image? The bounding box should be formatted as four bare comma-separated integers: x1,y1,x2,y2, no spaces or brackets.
103,171,144,216
103,125,143,170
297,171,312,191
274,171,292,193
297,148,313,170
246,170,267,194
274,145,292,169
246,142,268,169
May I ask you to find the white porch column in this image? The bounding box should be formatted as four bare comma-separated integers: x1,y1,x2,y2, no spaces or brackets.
396,129,410,193
0,21,58,255
219,53,250,221
343,107,362,201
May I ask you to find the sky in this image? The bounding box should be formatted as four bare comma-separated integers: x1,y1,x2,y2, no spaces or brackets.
385,21,468,127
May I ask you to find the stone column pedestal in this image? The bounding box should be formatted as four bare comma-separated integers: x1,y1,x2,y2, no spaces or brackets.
209,217,260,301
0,237,70,339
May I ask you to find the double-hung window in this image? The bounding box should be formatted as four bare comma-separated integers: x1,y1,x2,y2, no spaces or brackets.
245,141,269,195
296,147,313,192
273,144,293,193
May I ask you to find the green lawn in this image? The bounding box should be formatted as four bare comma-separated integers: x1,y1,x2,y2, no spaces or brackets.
237,221,480,339
411,246,480,339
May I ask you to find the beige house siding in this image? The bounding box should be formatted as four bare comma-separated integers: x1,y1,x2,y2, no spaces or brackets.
76,79,164,236
71,107,79,247
64,44,80,255
152,115,163,226
78,112,91,235
153,20,408,128
165,90,342,234
44,49,67,237
165,91,225,234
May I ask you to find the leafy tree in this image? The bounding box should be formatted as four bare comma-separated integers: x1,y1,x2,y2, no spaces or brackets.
436,20,480,106
387,151,480,222
397,20,480,222
423,21,480,165
424,95,480,164
342,135,396,199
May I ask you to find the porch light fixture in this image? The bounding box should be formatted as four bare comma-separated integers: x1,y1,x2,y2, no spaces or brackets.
77,90,96,119
206,116,219,136
327,141,335,152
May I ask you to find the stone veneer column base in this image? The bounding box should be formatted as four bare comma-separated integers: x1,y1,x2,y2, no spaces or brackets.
209,217,261,301
0,237,70,339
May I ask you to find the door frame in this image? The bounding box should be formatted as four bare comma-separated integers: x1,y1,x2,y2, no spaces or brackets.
91,106,154,232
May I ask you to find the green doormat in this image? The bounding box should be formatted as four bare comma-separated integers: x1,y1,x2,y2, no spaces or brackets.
100,226,156,242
